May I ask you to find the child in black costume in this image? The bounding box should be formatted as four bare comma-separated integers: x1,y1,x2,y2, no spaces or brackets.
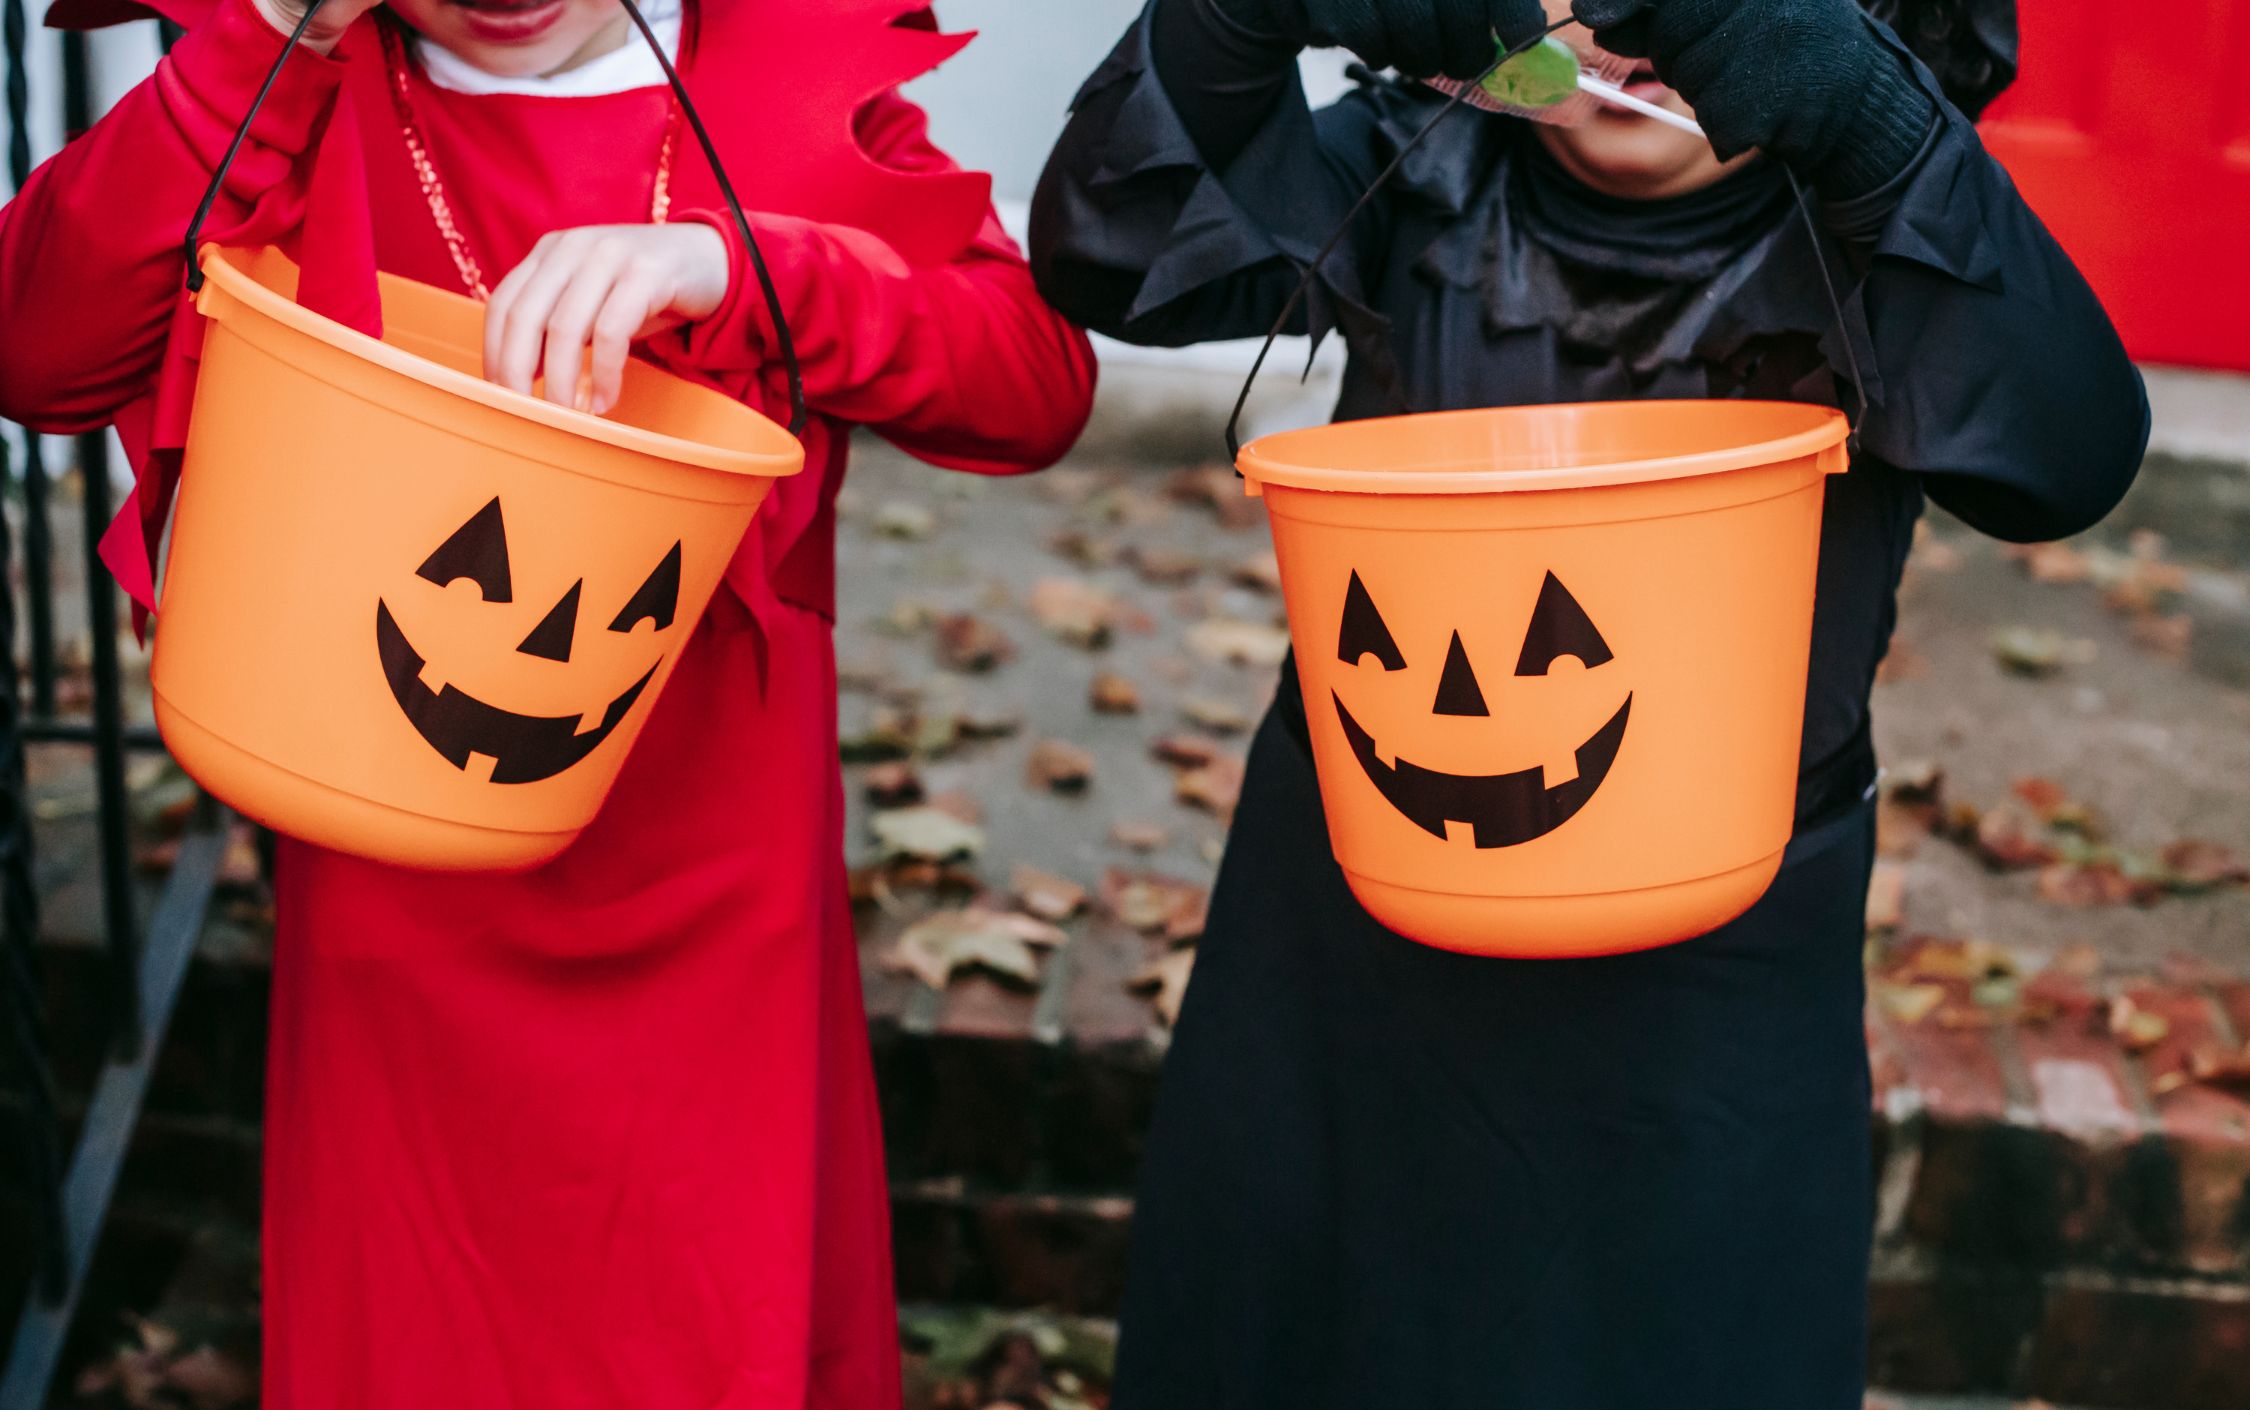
1031,1,2147,1406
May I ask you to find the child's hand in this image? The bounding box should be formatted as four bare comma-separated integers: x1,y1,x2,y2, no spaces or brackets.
251,0,386,53
483,223,732,417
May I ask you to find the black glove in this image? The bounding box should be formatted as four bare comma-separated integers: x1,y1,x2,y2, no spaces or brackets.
1572,0,1934,195
1221,0,1551,80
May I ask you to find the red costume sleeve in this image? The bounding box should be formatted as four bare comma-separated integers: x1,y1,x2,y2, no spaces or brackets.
671,91,1098,476
0,0,346,433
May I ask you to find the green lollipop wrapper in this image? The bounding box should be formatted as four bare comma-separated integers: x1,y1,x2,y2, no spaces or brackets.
1479,35,1581,109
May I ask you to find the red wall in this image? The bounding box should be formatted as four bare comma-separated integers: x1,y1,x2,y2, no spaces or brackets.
1980,1,2250,372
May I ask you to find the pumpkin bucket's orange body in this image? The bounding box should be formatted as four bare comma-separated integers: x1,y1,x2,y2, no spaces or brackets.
1239,401,1850,958
151,246,802,872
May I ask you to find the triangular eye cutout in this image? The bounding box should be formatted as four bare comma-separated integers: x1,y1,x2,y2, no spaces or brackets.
516,581,582,662
1432,632,1489,716
1514,572,1613,676
607,542,682,634
1336,570,1406,671
417,498,512,602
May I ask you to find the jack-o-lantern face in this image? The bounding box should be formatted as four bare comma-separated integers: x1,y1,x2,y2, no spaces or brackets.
1331,569,1632,848
374,497,682,785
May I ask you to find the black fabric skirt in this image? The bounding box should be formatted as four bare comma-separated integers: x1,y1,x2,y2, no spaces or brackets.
1112,688,1879,1410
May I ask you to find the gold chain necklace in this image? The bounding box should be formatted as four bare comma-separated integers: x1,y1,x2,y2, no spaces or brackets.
378,18,681,301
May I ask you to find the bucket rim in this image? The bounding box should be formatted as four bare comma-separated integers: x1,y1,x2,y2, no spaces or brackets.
1236,401,1850,496
196,245,803,480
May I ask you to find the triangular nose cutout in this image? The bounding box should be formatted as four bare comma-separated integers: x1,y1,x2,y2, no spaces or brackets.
517,581,582,662
1433,631,1489,716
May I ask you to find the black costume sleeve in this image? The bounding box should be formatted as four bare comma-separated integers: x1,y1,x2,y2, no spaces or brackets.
1029,6,1403,350
1030,8,2150,545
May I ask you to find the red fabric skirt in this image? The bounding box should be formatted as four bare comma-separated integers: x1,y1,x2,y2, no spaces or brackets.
261,594,897,1409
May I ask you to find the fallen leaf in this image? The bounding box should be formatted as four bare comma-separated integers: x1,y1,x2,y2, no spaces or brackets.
1164,465,1261,528
1181,697,1251,735
1874,636,1928,683
165,1345,257,1410
1187,618,1291,668
2132,613,2193,660
873,501,937,540
934,614,1016,674
1151,734,1222,770
1873,981,1945,1026
878,597,938,636
2161,839,2249,889
2012,776,2097,834
2053,941,2104,979
2020,967,2103,1025
2018,541,2091,584
1102,869,1208,935
1973,806,2058,870
1175,756,1244,821
1991,626,2093,677
1109,820,1171,853
1888,936,2018,983
2037,860,2148,907
957,707,1024,740
2109,995,2170,1053
1030,578,1116,649
1012,864,1088,922
927,791,985,825
886,907,1065,989
1864,862,1905,933
1229,552,1283,593
1130,946,1199,1026
863,761,925,808
1127,545,1202,586
1046,528,1118,568
1089,671,1143,715
872,806,986,863
2188,1042,2250,1092
1027,739,1096,794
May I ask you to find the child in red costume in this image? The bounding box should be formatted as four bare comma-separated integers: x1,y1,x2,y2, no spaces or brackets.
0,0,1096,1404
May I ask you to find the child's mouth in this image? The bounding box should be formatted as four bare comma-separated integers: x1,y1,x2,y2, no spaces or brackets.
1621,63,1672,103
447,0,568,45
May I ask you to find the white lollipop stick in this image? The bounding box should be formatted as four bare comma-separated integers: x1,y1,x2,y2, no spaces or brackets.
1575,73,1707,137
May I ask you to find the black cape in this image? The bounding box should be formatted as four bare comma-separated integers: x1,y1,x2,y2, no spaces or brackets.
1030,10,2147,1407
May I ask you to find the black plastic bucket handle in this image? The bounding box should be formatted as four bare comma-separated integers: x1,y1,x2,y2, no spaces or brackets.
1222,16,1866,461
180,0,809,439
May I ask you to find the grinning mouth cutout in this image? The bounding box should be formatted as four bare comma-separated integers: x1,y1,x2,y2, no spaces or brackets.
1333,691,1633,848
376,602,657,785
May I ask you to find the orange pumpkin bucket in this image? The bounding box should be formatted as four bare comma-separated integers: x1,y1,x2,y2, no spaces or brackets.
1238,401,1849,958
152,246,802,872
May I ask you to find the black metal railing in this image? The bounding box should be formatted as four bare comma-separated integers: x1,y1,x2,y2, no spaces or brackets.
1,12,232,1406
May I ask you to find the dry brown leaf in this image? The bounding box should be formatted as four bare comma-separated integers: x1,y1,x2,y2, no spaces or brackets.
1030,577,1117,649
1176,756,1245,821
1164,465,1261,528
1152,734,1222,770
1128,545,1203,586
1046,528,1118,568
1187,618,1292,668
1102,869,1208,935
2019,541,2092,584
1012,864,1088,922
1864,862,1905,933
2052,942,2104,980
863,761,925,808
1889,936,2018,983
2187,1042,2250,1092
1026,739,1096,794
2161,839,2249,888
1972,806,2059,870
1110,820,1172,853
2132,613,2193,660
1131,946,1200,1026
886,907,1065,990
956,707,1024,740
2038,861,2148,908
934,614,1015,674
871,806,986,863
1182,697,1251,735
1089,671,1143,715
1873,981,1945,1026
1229,551,1283,593
2109,995,2171,1053
1874,636,1927,683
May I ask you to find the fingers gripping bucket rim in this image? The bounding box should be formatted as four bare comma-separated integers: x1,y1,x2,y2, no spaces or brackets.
152,247,802,871
1237,401,1850,959
151,0,808,872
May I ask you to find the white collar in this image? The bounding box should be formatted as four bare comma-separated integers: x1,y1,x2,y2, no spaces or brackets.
414,0,684,98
